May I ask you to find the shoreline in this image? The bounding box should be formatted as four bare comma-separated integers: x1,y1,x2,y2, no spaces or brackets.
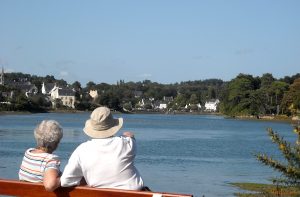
233,114,299,124
0,110,298,124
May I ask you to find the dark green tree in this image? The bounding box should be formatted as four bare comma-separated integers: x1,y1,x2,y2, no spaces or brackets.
281,78,300,115
220,73,257,115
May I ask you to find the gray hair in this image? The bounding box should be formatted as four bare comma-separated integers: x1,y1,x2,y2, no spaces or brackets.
34,120,63,153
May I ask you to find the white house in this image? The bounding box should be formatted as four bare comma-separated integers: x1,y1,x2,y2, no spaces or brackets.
185,103,202,109
197,103,202,109
159,103,167,110
137,98,154,109
89,90,99,100
49,86,75,108
204,99,220,112
41,82,56,95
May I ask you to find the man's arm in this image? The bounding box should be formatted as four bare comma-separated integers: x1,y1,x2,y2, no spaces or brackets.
60,150,83,187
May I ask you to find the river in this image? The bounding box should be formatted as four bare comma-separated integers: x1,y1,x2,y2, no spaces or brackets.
0,112,294,197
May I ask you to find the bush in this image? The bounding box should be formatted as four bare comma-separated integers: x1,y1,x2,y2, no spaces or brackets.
256,124,300,185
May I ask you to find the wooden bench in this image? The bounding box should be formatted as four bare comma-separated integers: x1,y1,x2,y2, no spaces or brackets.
0,179,193,197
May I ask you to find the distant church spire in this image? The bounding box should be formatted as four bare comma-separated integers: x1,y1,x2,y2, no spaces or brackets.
0,67,4,85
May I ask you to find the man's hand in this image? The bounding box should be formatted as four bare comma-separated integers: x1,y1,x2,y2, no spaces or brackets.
123,131,134,138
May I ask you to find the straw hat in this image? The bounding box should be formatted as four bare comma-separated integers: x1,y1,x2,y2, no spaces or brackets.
83,107,123,138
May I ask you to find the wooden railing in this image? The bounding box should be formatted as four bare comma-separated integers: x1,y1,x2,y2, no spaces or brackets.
0,179,193,197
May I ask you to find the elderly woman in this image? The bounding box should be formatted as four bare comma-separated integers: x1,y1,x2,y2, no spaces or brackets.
19,120,63,192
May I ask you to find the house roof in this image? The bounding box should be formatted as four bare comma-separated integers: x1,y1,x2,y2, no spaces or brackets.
15,84,37,92
43,83,56,93
58,88,75,96
134,91,143,97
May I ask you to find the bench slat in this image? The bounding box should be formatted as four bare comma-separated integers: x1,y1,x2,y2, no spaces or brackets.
0,179,193,197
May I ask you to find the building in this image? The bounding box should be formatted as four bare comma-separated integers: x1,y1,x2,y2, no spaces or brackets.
134,91,143,98
49,86,75,108
0,67,4,85
41,82,56,95
163,96,174,103
89,90,99,100
204,99,220,112
138,98,152,107
18,84,38,97
159,103,167,110
8,81,38,98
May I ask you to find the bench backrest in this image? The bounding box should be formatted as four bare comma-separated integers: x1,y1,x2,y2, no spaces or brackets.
0,179,193,197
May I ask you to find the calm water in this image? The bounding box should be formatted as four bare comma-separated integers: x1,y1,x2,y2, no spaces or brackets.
0,113,294,197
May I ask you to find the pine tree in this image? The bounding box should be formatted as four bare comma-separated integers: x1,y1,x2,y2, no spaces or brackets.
256,123,300,185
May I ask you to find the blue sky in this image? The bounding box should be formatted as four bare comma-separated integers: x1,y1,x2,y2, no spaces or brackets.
0,0,299,85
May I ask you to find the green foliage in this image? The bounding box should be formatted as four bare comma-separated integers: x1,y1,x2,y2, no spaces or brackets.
1,71,300,115
221,74,259,115
256,126,300,185
220,73,292,116
281,78,300,115
233,182,300,197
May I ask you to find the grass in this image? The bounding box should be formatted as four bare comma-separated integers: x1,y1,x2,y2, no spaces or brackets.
231,182,300,197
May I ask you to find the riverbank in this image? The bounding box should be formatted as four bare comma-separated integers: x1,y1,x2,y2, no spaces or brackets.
0,109,85,115
1,109,298,123
231,114,300,125
232,182,300,197
0,111,33,115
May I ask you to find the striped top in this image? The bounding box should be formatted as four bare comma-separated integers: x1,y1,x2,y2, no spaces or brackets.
19,148,61,182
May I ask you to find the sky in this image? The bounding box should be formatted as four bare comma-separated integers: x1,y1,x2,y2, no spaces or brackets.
0,0,299,85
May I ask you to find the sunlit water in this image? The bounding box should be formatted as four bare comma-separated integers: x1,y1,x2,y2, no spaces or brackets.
0,113,294,197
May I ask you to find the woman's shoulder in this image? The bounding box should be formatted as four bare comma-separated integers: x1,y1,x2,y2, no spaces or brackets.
24,148,60,161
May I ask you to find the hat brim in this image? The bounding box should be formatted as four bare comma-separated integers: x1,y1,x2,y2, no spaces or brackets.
83,117,123,138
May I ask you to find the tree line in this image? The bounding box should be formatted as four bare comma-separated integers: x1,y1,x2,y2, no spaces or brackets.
0,72,299,116
220,73,300,117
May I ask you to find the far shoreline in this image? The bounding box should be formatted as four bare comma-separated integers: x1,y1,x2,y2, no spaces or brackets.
1,109,298,125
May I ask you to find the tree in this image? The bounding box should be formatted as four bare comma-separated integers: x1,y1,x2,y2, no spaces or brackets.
256,125,300,185
221,74,257,115
260,73,275,88
72,81,82,91
86,81,96,90
189,93,199,104
281,78,300,115
208,87,216,99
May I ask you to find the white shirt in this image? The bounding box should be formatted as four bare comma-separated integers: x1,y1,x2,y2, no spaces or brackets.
60,136,144,190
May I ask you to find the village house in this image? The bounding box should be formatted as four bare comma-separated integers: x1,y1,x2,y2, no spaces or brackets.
159,103,167,110
89,90,99,100
49,86,75,108
134,90,143,98
1,69,38,98
204,99,220,112
8,81,38,98
185,103,202,110
0,67,4,85
41,82,56,95
137,98,154,109
42,82,76,108
163,96,174,103
20,84,38,97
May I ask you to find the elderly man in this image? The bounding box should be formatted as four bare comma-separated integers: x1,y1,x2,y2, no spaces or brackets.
61,107,144,190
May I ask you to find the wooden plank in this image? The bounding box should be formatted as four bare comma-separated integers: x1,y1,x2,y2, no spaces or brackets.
0,179,193,197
